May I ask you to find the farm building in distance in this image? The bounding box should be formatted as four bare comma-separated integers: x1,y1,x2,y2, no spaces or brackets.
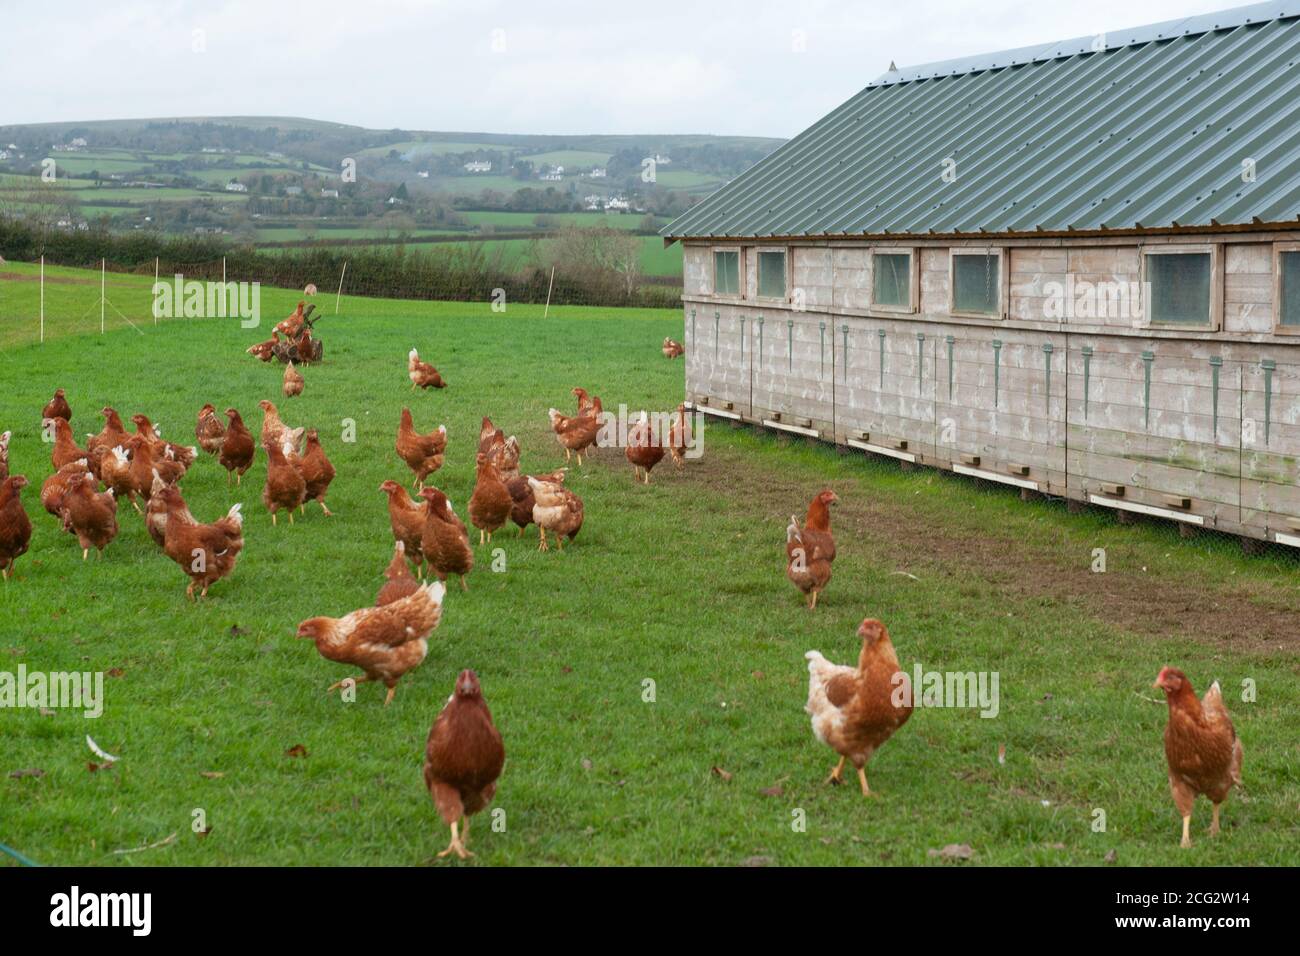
663,1,1300,550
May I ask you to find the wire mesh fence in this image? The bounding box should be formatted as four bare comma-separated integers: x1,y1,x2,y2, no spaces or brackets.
0,247,684,348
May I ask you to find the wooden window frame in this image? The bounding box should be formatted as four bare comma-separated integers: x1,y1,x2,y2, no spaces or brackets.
1272,241,1300,335
948,247,1007,319
711,245,745,300
869,247,919,314
754,246,790,303
1139,244,1222,332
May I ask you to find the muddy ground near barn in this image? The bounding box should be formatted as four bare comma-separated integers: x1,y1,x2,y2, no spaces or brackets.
668,428,1300,655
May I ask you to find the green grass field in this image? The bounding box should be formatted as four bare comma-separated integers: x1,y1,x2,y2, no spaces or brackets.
0,263,1297,866
517,149,613,168
364,236,680,277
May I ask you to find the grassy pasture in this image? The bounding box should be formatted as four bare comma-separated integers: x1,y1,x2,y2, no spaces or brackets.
0,264,1296,866
518,149,613,168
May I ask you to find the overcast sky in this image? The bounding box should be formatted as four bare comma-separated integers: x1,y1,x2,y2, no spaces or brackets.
2,0,1243,137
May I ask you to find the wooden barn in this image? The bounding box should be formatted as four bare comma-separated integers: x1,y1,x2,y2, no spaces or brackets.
661,1,1300,551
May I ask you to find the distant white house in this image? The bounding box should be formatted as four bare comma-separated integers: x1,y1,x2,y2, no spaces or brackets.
583,194,604,210
284,185,303,196
386,196,404,205
320,188,340,198
539,165,564,182
588,167,607,178
225,181,247,193
0,150,10,161
417,170,430,178
605,196,631,211
464,160,492,173
652,153,672,165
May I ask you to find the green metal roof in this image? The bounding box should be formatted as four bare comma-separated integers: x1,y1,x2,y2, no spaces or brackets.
663,2,1300,241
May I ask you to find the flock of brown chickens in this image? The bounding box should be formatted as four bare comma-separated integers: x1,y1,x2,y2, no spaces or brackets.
787,486,1245,847
0,315,1244,857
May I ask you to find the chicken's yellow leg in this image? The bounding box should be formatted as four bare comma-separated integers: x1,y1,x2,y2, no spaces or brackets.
857,767,873,797
1180,815,1192,848
271,512,278,526
826,756,845,785
327,674,369,694
437,819,474,859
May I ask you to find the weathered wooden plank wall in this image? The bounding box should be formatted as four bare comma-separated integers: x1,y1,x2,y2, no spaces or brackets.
679,238,1300,546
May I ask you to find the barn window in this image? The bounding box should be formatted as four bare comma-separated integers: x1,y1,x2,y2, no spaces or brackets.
950,249,1003,317
871,249,916,312
1276,245,1300,329
713,249,740,297
1143,247,1216,328
757,249,787,299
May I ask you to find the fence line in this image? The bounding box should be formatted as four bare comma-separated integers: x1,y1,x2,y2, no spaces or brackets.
0,253,683,347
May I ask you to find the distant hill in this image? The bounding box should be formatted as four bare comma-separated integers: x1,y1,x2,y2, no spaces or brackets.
0,116,784,256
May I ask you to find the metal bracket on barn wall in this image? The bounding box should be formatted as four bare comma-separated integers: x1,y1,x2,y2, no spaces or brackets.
992,339,1003,409
818,321,826,380
787,319,794,372
1261,358,1276,445
1082,346,1094,421
916,333,925,393
739,316,749,412
1141,350,1155,431
946,335,956,399
1042,343,1054,414
1210,356,1223,440
878,329,886,390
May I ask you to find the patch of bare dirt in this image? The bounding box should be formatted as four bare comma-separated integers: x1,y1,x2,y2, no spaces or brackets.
629,431,1298,654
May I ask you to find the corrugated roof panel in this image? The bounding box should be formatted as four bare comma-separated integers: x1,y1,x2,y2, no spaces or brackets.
663,5,1300,240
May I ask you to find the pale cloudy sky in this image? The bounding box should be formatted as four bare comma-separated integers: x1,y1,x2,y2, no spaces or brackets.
1,0,1241,137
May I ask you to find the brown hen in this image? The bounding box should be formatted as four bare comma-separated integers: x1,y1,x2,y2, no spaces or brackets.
296,580,446,706
1155,667,1244,848
424,669,505,860
805,618,913,796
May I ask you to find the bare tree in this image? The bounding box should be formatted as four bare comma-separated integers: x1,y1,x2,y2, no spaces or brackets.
543,225,642,301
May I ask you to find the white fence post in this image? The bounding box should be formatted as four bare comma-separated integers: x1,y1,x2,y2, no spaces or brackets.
335,260,348,315
154,256,159,325
40,254,45,344
543,266,556,319
101,258,106,334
